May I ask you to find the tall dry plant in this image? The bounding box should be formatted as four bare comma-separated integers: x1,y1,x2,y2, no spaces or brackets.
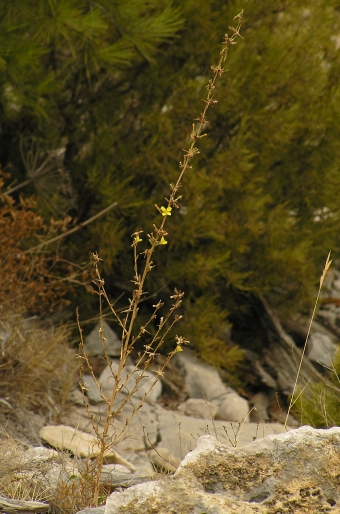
77,11,244,507
284,252,333,429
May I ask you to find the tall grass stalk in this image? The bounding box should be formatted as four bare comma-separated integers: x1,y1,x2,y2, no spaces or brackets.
284,251,332,429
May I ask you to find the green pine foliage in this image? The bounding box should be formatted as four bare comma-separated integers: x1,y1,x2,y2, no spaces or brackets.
1,0,340,370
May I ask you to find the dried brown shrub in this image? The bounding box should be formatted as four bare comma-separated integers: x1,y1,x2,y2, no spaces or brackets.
0,173,90,315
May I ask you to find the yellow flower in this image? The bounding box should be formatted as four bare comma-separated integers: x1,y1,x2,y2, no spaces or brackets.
133,235,142,244
175,345,183,353
160,206,172,216
159,236,168,245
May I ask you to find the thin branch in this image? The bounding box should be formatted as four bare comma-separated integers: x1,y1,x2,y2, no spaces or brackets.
26,201,118,253
3,178,33,196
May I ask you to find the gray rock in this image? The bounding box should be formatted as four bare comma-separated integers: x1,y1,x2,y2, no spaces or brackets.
212,390,250,422
173,348,230,399
101,463,153,488
84,321,121,357
173,348,249,421
104,426,340,514
155,405,289,460
252,358,278,389
177,398,218,419
285,315,339,369
318,305,340,326
249,392,270,422
81,374,105,403
63,399,290,468
68,387,86,406
307,331,338,368
99,360,162,405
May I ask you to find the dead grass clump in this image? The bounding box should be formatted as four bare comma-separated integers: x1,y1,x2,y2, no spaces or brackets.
0,311,77,415
0,433,92,512
0,436,47,502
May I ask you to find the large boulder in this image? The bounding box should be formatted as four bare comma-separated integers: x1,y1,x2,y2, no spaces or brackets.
104,426,340,513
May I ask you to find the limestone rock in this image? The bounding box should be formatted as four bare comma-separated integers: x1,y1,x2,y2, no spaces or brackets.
173,348,249,421
212,390,250,422
307,331,338,368
98,361,162,404
0,438,80,504
39,425,135,471
249,392,271,422
81,373,105,404
177,398,218,419
105,426,340,514
101,464,153,488
285,316,339,369
173,348,231,399
84,321,121,357
256,297,326,396
0,495,49,513
20,446,79,493
155,405,289,460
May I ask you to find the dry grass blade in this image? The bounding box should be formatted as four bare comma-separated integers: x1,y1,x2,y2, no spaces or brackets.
284,252,332,429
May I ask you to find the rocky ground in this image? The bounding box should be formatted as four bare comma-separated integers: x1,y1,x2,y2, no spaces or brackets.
0,269,340,513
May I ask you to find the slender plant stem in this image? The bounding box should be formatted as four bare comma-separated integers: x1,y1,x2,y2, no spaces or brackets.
78,13,244,506
284,252,332,429
26,201,118,253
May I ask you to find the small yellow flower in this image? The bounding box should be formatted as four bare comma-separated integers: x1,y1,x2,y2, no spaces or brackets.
175,345,183,353
159,236,168,245
133,235,142,244
160,206,172,216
